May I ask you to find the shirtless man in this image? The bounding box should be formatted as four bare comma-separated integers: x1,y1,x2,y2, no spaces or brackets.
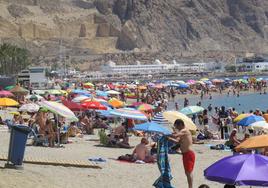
132,138,155,162
168,119,195,188
35,111,47,135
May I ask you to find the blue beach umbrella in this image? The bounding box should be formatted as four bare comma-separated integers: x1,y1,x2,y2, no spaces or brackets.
96,90,108,97
237,115,264,127
178,83,189,89
71,89,91,96
133,122,171,135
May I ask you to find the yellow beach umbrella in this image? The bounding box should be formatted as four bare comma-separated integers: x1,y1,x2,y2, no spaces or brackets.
200,78,209,81
234,113,251,123
235,135,268,151
108,98,124,108
0,98,19,106
162,111,197,131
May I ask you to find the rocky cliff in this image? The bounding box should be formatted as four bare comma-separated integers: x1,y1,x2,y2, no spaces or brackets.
0,0,268,69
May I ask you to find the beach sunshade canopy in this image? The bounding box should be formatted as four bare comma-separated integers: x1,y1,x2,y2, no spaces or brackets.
47,89,62,95
129,102,144,107
152,112,170,126
236,135,268,151
71,89,91,96
19,103,40,113
83,82,94,88
106,90,120,95
204,154,268,187
33,90,46,95
96,90,108,97
5,85,15,90
177,83,189,89
38,101,78,121
137,104,155,111
237,115,264,127
187,80,196,85
10,85,28,95
200,78,209,81
108,98,124,108
72,95,90,103
133,122,171,135
163,111,197,131
110,108,148,120
62,100,85,112
180,106,204,115
25,94,44,101
0,90,14,97
250,121,268,129
81,101,107,110
0,98,19,106
234,113,251,123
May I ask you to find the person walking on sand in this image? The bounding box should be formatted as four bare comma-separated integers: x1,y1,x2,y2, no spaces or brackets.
168,119,195,188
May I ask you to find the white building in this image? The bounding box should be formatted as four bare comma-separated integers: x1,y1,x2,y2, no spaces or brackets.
236,57,268,72
18,67,47,89
101,60,214,75
101,60,169,74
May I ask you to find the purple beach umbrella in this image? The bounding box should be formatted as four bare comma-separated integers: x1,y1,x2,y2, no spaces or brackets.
204,154,268,187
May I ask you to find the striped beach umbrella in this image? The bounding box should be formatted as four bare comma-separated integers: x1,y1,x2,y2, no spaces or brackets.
151,112,170,126
110,108,148,120
38,101,78,122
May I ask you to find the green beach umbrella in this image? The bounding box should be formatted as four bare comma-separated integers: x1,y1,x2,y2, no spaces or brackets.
180,106,204,115
5,85,15,90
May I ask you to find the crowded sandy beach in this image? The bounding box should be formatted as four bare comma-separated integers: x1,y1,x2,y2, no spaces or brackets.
0,77,268,188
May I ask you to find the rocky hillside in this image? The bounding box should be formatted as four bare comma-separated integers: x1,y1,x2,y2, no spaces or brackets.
0,0,268,69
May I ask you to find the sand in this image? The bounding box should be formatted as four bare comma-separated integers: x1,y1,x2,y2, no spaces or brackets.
0,126,230,188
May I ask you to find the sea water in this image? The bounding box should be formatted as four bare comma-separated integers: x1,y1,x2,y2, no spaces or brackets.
171,93,268,113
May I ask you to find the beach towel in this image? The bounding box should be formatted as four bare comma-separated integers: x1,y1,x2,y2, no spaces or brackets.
153,136,174,188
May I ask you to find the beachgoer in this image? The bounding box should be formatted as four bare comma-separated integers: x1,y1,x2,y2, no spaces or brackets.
229,129,240,150
168,119,195,188
132,138,155,163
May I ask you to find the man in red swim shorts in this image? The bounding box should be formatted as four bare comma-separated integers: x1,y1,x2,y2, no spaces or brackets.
168,119,195,188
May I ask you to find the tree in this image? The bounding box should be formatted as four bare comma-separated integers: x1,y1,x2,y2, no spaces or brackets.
0,43,30,75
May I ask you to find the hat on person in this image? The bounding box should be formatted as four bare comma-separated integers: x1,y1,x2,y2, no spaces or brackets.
232,128,237,132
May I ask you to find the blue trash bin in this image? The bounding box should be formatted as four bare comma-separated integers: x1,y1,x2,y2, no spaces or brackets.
5,125,31,168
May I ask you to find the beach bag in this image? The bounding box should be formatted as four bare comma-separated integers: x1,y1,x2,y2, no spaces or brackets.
197,133,205,140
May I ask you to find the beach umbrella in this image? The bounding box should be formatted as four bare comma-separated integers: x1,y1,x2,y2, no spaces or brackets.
236,135,268,151
47,89,62,95
162,111,197,131
152,112,170,126
96,90,108,97
110,108,148,120
176,80,185,84
233,113,251,123
62,100,85,111
180,106,204,115
33,90,46,95
137,104,155,111
72,95,90,103
177,83,189,89
237,115,264,127
5,85,15,90
133,122,171,135
0,90,14,97
106,90,120,95
212,79,224,83
10,85,28,95
152,84,164,89
96,109,114,118
25,94,44,101
38,101,78,121
204,154,268,186
138,86,147,90
19,103,40,113
108,98,124,108
83,82,94,88
187,80,196,85
0,98,19,106
81,101,107,110
200,78,209,81
71,89,91,96
249,121,268,129
129,102,144,107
